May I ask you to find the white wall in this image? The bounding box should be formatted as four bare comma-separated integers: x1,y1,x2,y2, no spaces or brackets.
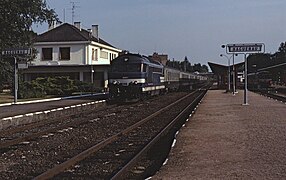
87,45,119,65
33,43,86,65
33,42,120,66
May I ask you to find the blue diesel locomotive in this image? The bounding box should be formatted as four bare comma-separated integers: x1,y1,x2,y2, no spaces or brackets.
108,53,208,101
108,53,165,100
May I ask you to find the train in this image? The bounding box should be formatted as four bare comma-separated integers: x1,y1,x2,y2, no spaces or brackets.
248,71,272,90
108,52,208,101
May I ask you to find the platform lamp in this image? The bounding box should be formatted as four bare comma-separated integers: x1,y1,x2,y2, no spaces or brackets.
221,45,238,95
220,54,231,92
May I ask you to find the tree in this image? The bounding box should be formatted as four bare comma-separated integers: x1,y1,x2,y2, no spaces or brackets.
275,42,286,64
0,0,58,49
193,63,202,72
278,42,286,53
0,0,58,91
201,65,209,73
182,56,192,72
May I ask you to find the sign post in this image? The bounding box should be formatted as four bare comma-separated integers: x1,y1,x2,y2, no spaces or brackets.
1,48,32,104
224,43,265,105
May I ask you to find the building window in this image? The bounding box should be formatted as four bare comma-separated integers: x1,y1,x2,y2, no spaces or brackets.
92,48,98,61
42,48,52,61
59,47,70,60
109,53,117,61
100,50,108,59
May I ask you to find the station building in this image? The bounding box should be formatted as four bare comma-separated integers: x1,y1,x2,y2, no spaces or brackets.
23,22,122,89
149,52,168,66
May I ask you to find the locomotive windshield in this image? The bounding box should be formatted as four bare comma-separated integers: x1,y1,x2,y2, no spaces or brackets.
111,63,142,72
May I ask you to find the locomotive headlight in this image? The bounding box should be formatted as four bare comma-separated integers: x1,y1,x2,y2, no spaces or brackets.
129,81,138,85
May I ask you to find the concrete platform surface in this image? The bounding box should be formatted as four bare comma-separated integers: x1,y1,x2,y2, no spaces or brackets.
152,90,286,179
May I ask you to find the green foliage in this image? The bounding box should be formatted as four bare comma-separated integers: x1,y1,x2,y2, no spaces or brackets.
0,59,13,91
74,81,94,93
166,57,208,73
18,76,103,99
18,80,46,99
18,76,77,99
278,42,286,53
248,41,286,73
247,54,272,73
0,0,58,49
0,0,58,92
47,76,75,96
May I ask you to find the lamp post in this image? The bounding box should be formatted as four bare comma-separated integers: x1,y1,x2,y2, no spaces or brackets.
221,45,237,95
220,54,231,92
232,53,237,95
14,57,18,104
252,64,257,90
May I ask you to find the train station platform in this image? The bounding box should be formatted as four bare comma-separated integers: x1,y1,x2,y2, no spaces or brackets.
152,89,286,179
0,93,108,130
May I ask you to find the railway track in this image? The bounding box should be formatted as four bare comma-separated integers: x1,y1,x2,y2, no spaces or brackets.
34,88,207,179
0,104,117,151
0,87,209,179
255,89,286,103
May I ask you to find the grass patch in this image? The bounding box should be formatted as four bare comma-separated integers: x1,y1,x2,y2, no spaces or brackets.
0,92,14,104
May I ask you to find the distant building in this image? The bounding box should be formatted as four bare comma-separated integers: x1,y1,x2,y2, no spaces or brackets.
149,52,168,65
23,22,122,88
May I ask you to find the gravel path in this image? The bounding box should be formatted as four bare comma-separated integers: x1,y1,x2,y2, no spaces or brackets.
153,90,286,179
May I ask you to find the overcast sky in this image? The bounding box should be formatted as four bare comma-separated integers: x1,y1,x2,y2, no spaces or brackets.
33,0,286,66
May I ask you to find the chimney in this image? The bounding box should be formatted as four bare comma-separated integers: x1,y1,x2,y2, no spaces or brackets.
74,22,81,30
92,25,99,41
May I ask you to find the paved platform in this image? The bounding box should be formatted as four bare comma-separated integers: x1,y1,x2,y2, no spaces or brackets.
152,90,286,179
0,93,107,119
0,93,108,130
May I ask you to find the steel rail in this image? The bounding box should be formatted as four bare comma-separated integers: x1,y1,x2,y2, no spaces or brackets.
111,89,207,179
33,90,199,180
261,91,286,102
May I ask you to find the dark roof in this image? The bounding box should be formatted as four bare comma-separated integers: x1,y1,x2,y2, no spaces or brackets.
35,23,115,48
208,62,228,75
208,62,245,75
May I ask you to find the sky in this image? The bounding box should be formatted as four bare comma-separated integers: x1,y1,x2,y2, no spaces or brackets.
33,0,286,66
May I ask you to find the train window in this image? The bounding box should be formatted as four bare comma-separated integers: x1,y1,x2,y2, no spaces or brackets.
142,64,147,72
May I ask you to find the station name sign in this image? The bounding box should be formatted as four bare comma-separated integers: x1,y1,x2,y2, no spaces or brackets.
227,43,264,53
1,48,32,56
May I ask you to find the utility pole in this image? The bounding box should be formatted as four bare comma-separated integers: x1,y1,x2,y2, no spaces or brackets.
70,2,80,24
63,8,66,23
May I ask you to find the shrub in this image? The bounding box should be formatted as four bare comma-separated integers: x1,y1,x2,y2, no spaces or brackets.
18,76,103,99
18,81,46,99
